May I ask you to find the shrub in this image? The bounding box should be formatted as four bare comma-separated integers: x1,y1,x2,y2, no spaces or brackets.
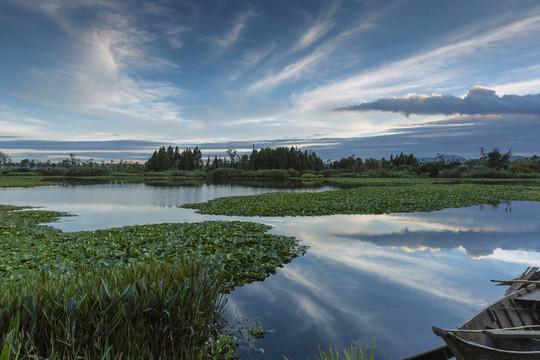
5,171,39,177
208,168,243,181
320,169,339,177
287,169,301,178
254,169,290,180
268,169,290,180
63,167,111,177
39,168,69,176
462,168,511,178
333,173,357,178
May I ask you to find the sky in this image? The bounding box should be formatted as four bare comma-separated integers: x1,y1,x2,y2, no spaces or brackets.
1,0,540,162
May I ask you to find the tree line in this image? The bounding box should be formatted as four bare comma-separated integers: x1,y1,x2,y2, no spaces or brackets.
142,146,539,178
144,146,325,172
145,146,203,172
2,146,539,178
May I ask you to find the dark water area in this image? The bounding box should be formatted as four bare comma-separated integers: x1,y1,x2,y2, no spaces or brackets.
1,182,539,359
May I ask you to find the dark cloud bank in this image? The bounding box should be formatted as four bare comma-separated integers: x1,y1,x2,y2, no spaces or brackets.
335,86,540,116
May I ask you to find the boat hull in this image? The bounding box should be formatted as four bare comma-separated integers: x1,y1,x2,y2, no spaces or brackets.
433,280,540,360
433,327,540,360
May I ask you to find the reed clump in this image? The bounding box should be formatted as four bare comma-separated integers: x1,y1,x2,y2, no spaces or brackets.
0,259,236,360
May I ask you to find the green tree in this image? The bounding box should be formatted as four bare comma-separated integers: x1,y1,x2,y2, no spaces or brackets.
193,146,203,170
226,149,237,167
486,148,512,170
68,153,80,167
181,148,194,170
156,147,172,171
174,146,181,163
0,151,9,166
166,146,174,162
364,158,381,170
20,159,30,168
145,151,158,171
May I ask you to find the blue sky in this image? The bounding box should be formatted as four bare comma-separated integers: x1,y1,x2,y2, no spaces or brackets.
1,0,540,161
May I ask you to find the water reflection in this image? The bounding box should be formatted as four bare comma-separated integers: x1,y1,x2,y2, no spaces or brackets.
334,202,540,258
0,182,335,231
228,202,540,359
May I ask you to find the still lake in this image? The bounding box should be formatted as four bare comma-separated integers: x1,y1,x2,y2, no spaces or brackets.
1,181,540,359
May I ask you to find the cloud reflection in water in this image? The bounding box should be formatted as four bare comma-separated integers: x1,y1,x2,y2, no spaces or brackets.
334,202,540,258
229,201,540,359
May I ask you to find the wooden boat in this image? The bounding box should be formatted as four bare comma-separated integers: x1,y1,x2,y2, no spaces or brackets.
404,267,540,360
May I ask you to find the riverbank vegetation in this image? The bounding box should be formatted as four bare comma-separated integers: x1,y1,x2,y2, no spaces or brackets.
0,205,307,359
2,146,539,182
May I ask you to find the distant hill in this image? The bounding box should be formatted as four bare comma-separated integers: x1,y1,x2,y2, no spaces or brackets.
418,154,467,163
417,154,538,163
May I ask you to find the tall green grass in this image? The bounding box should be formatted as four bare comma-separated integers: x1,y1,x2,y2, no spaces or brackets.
313,341,375,360
0,260,235,360
284,339,375,360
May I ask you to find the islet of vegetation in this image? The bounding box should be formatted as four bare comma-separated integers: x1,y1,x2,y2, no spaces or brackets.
0,206,306,287
183,183,540,217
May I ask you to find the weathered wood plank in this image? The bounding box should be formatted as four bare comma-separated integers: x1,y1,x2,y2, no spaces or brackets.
517,291,540,302
484,329,540,338
502,300,525,327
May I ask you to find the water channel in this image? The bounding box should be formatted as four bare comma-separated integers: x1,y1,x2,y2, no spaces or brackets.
1,181,539,359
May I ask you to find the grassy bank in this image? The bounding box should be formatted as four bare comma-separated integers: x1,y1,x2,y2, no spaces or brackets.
183,183,540,217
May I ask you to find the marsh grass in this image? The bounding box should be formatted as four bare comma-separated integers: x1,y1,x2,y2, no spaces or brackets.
0,260,233,360
0,176,56,188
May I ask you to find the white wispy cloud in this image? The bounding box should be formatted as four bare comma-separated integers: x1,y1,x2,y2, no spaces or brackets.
245,2,380,93
6,0,188,135
248,43,332,92
293,9,540,112
293,0,341,51
209,6,257,51
228,43,276,82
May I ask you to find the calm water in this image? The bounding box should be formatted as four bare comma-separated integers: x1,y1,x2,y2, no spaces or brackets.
1,183,539,359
